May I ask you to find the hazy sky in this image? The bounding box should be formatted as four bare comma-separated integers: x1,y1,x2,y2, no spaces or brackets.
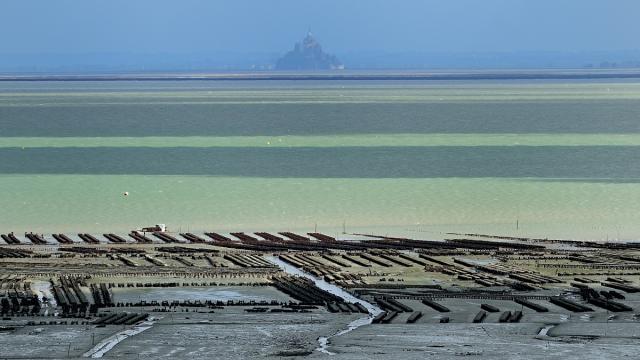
1,0,639,55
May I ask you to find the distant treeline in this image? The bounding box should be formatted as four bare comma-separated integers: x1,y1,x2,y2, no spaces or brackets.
1,50,639,74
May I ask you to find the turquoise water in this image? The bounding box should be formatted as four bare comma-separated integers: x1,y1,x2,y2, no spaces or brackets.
1,80,639,240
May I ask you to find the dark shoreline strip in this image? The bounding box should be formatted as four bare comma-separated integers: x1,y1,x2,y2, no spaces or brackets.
2,71,640,82
0,145,639,179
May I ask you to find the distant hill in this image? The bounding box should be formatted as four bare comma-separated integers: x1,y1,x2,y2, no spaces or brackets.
276,32,344,71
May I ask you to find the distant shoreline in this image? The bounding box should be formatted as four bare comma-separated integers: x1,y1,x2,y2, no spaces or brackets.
2,69,640,82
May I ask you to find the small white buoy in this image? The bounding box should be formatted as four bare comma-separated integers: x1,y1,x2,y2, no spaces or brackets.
123,191,129,196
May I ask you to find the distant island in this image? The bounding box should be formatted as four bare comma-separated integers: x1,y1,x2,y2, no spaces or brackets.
276,32,344,71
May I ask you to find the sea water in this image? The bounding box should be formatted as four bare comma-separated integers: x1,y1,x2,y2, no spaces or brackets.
1,79,639,240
